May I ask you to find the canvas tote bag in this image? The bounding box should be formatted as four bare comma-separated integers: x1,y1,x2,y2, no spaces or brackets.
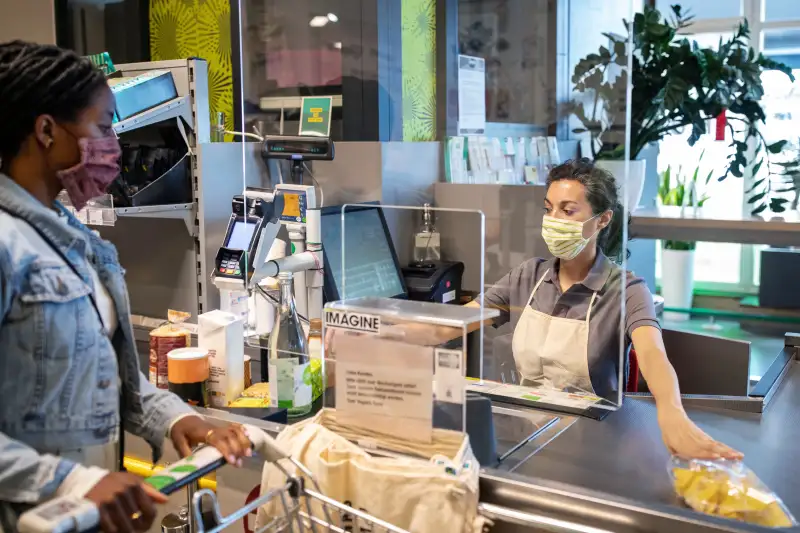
254,409,484,533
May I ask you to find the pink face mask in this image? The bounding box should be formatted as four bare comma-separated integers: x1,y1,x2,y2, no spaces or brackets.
56,135,121,212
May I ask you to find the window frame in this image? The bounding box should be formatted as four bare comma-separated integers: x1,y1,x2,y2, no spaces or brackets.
654,0,800,297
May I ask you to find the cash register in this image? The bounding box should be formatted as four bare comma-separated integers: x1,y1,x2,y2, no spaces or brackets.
402,261,465,304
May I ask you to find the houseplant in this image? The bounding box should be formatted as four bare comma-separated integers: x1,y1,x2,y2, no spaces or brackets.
571,4,794,214
657,157,712,320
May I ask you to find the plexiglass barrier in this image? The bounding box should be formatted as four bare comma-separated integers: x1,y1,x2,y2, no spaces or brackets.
227,0,636,419
325,205,487,446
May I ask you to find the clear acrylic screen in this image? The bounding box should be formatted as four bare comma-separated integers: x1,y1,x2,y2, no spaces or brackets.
229,0,636,418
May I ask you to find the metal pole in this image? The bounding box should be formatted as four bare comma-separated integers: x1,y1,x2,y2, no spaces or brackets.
187,482,198,533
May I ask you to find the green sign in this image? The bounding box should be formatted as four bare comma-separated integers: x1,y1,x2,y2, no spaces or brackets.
299,96,333,137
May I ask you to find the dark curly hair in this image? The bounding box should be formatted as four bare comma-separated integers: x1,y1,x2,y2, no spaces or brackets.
546,158,630,262
0,41,108,162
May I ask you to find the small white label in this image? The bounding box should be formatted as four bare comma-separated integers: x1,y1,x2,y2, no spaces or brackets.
524,166,539,184
324,309,381,335
76,209,88,224
88,209,103,226
443,289,456,303
434,348,464,405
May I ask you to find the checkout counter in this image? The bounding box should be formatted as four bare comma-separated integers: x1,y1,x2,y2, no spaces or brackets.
116,137,800,533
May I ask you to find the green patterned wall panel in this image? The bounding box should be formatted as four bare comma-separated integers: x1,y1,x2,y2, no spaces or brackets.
401,0,437,141
150,0,233,133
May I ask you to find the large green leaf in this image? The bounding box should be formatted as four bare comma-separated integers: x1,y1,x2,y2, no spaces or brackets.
571,3,793,169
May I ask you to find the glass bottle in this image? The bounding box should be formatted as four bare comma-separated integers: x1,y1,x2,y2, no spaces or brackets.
257,279,279,383
307,319,324,401
268,272,312,417
413,203,441,264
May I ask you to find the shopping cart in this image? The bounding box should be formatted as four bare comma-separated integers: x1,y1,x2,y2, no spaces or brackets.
18,425,411,533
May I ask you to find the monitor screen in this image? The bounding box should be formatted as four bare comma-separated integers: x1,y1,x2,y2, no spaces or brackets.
227,220,257,251
322,207,406,300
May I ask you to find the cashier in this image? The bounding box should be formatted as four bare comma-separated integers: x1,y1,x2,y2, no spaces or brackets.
475,158,740,460
0,41,250,532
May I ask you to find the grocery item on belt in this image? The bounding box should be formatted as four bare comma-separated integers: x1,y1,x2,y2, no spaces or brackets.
150,324,190,390
168,347,210,407
244,355,252,389
229,397,270,408
230,383,271,407
198,310,245,408
670,456,796,528
241,382,270,399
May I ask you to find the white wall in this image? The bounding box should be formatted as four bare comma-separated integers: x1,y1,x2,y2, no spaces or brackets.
0,0,56,44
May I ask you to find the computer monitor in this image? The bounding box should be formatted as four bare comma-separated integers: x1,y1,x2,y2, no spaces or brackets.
321,203,407,301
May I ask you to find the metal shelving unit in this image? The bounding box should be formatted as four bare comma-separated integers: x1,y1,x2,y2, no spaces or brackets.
91,58,212,320
115,203,196,236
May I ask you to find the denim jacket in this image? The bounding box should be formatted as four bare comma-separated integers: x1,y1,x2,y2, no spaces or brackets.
0,174,194,504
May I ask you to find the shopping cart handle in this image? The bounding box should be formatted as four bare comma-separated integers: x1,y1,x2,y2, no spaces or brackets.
18,425,289,533
18,495,100,533
145,424,288,496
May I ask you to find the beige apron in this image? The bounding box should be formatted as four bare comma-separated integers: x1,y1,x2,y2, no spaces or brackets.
511,268,598,394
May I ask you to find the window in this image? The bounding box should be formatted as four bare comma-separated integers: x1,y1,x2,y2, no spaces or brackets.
656,32,746,291
654,3,800,296
656,0,742,20
764,0,800,23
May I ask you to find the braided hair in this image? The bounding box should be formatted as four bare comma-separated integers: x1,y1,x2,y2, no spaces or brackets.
546,158,631,263
0,41,108,162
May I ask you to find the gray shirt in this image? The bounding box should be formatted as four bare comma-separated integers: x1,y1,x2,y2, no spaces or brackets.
482,249,660,399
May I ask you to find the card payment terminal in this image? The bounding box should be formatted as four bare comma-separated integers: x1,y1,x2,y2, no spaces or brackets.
214,189,285,283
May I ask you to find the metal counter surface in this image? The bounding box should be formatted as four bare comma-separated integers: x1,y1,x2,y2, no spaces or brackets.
511,361,800,520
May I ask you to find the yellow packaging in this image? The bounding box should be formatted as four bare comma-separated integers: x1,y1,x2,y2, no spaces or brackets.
670,457,796,528
229,397,270,408
241,383,270,399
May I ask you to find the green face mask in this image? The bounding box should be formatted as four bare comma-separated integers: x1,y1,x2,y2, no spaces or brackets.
541,214,600,260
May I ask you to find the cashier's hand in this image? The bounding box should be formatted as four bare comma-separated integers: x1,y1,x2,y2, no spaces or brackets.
170,416,252,466
658,409,742,460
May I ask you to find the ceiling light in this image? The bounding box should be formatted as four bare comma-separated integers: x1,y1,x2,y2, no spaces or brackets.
333,42,342,49
309,16,329,27
327,13,339,23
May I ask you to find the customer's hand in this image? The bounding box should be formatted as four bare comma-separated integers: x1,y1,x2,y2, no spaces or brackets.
84,472,167,533
658,409,742,460
170,416,252,466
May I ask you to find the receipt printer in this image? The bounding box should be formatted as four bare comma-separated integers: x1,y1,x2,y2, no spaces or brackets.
402,261,464,304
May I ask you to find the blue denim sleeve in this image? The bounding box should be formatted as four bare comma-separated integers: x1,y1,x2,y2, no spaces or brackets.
124,372,195,459
0,247,77,503
0,435,77,503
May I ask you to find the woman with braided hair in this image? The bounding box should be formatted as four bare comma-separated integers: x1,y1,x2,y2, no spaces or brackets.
0,41,250,532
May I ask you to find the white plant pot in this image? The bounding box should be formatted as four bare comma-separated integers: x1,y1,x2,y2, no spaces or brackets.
661,248,695,322
594,159,647,213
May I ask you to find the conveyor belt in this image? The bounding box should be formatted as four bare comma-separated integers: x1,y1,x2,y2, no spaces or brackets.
512,362,800,517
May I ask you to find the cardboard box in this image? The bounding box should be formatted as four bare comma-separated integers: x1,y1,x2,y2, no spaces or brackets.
198,310,244,408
